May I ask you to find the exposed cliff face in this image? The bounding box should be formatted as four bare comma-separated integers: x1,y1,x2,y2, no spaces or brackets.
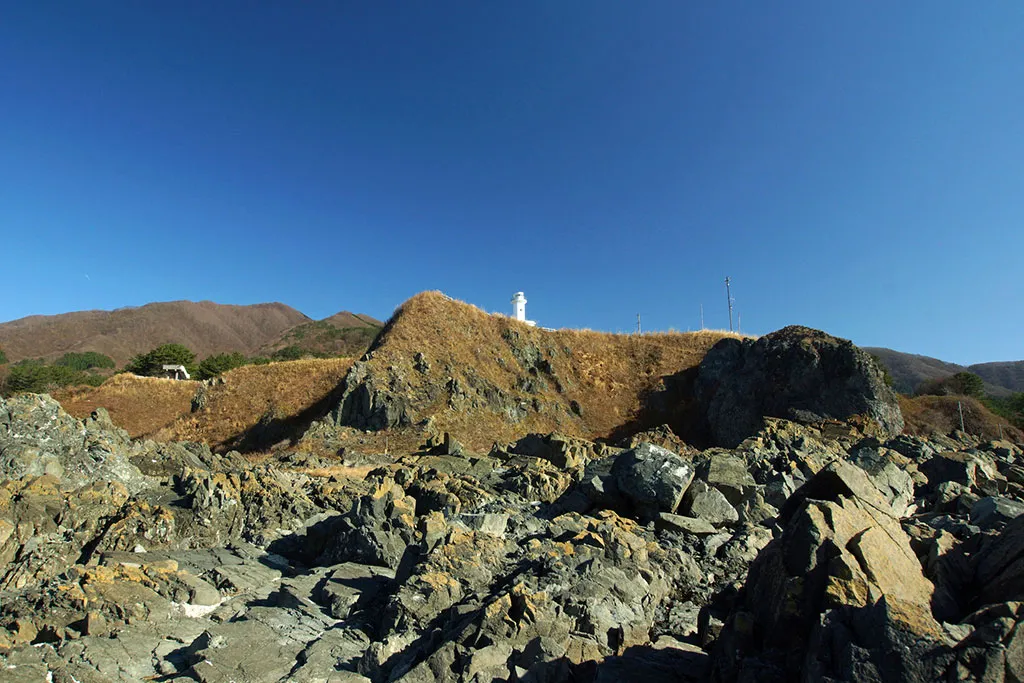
325,291,743,450
695,325,904,448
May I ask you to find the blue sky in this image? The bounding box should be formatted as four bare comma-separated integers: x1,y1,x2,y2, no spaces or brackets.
1,2,1022,365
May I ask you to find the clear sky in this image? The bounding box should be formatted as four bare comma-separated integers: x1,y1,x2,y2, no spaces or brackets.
1,2,1021,365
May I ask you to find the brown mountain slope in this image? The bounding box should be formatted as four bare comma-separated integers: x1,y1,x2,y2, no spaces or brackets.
259,311,384,359
0,300,310,365
900,394,1022,441
968,361,1024,393
864,347,1014,397
324,291,749,452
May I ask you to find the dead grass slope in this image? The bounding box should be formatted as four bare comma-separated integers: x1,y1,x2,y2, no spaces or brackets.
338,291,747,450
900,394,1023,441
54,374,199,438
54,358,353,450
158,357,354,450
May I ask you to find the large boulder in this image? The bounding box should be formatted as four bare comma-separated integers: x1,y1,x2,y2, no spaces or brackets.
695,326,904,448
712,461,945,682
610,443,695,519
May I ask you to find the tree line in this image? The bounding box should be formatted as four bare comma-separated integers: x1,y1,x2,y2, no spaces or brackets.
912,370,1024,430
0,343,333,396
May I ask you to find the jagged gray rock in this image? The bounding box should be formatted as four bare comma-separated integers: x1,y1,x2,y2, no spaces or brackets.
1,387,1023,683
0,394,148,493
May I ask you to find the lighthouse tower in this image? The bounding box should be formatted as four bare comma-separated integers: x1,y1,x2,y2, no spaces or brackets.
511,292,536,326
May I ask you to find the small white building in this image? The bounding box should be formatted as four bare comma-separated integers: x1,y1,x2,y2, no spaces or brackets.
511,292,536,327
162,364,191,380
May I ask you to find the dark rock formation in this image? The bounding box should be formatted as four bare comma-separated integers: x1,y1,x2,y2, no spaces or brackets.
1,386,1022,682
695,325,904,447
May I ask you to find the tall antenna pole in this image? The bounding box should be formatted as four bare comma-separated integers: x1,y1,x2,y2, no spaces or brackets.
737,313,741,334
636,313,641,335
700,304,704,330
725,277,734,332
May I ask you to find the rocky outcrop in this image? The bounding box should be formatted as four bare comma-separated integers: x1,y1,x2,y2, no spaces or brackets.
712,461,944,682
1,389,1023,682
695,326,904,447
0,395,149,493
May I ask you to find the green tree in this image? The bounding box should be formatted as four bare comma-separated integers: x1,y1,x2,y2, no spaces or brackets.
196,352,248,380
0,347,7,365
2,363,103,395
947,371,985,398
916,372,985,398
124,343,197,377
271,345,304,362
55,351,115,371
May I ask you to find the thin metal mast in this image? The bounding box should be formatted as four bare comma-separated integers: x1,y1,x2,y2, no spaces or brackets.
725,277,734,332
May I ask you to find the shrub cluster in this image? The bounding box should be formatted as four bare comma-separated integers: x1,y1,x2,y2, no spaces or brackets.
915,371,985,399
54,351,116,371
2,359,107,395
123,344,197,377
196,352,248,380
983,393,1024,429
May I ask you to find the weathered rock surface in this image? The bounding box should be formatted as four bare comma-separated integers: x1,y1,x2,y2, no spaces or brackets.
1,387,1022,682
695,326,904,447
611,442,695,519
712,461,944,682
0,395,149,492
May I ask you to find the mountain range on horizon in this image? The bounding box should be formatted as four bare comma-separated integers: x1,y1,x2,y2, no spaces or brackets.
0,300,383,367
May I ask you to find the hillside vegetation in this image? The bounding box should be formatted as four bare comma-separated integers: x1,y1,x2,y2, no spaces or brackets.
56,358,353,449
0,300,310,366
327,291,749,451
900,394,1023,441
258,312,383,360
159,357,353,450
866,346,1022,397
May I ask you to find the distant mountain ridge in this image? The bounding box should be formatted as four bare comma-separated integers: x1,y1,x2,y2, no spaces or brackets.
0,301,381,366
865,347,1024,397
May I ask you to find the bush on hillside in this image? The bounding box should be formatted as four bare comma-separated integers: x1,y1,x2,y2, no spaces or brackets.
54,351,116,371
901,394,1023,441
271,345,305,362
0,347,6,365
916,371,985,399
196,352,248,380
2,363,105,396
983,393,1024,429
124,343,197,377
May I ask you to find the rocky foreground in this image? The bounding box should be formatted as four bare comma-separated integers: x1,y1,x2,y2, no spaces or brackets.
0,395,1021,682
1,324,1023,682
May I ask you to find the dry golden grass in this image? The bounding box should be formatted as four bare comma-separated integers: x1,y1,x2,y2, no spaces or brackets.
157,357,353,449
900,394,1023,442
354,291,749,450
54,373,199,438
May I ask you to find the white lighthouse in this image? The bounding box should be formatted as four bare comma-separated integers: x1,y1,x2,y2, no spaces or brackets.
511,292,536,326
